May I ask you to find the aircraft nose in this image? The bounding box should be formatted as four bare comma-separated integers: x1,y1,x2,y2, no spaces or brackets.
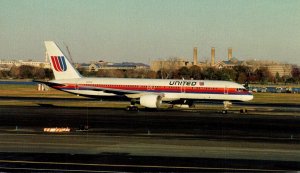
247,92,254,101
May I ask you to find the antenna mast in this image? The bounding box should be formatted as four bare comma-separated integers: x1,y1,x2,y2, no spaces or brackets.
63,42,75,65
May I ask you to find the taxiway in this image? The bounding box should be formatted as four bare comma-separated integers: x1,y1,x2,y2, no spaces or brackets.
0,101,300,172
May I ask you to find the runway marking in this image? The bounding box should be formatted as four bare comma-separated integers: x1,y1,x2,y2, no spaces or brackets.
0,131,298,142
1,139,300,161
0,159,293,172
0,166,116,173
0,140,299,154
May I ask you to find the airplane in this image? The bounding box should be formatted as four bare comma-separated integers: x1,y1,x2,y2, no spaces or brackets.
39,41,253,113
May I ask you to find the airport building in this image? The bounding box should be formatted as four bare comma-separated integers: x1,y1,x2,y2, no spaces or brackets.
266,64,292,77
246,60,293,77
79,61,149,72
0,64,12,71
214,58,249,69
0,59,51,70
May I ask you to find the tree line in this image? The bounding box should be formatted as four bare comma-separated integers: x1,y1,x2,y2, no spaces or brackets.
0,65,53,79
1,65,300,84
160,65,300,84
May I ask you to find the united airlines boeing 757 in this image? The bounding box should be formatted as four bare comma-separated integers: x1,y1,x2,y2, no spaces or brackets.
40,41,253,113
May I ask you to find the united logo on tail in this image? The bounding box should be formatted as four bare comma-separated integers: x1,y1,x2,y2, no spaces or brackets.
51,56,67,72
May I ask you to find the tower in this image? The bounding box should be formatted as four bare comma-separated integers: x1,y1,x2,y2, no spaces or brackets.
211,47,215,66
228,47,232,61
193,47,198,65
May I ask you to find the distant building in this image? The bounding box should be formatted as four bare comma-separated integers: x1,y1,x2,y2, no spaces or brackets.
0,59,51,69
88,63,99,72
265,64,292,77
0,64,11,71
214,58,248,69
80,61,149,72
246,60,292,77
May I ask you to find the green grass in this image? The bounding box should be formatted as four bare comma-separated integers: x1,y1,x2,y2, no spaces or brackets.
250,84,300,88
0,84,33,89
0,84,79,98
0,84,129,108
251,92,300,104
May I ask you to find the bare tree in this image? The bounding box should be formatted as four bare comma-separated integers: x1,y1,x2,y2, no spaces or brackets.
9,65,20,78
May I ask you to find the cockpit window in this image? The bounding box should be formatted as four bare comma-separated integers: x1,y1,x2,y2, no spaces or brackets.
237,88,247,92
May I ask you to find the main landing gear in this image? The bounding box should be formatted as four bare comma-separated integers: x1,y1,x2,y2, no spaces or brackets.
126,105,138,111
167,100,195,109
126,99,139,111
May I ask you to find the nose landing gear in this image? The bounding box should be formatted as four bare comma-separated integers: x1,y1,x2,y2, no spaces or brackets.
222,101,248,114
222,101,232,114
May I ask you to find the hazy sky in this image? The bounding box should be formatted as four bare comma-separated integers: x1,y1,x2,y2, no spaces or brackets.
1,0,300,64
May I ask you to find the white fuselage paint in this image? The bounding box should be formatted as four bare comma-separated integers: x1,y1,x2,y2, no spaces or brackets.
50,77,253,102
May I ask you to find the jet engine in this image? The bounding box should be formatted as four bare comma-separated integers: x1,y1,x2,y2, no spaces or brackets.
140,95,162,108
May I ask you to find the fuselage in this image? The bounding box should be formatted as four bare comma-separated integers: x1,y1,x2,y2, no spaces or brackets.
50,77,253,102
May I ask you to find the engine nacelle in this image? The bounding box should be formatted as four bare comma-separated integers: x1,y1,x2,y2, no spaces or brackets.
140,95,162,108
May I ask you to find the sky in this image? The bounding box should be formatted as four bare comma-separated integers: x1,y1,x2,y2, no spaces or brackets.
1,0,300,65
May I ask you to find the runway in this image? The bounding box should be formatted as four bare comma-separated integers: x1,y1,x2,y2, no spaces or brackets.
0,102,300,172
1,105,300,140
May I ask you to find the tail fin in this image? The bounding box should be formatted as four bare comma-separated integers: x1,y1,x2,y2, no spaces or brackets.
45,41,81,80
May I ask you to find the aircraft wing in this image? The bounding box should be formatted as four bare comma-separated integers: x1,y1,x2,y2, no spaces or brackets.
80,85,163,99
79,85,143,95
34,80,135,95
34,80,163,99
33,80,66,87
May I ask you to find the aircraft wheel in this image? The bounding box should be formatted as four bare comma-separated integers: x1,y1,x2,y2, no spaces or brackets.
168,104,174,109
133,106,139,111
240,108,248,114
126,105,139,111
126,106,131,111
222,110,227,114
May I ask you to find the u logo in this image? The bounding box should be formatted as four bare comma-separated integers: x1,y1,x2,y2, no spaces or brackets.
51,56,67,72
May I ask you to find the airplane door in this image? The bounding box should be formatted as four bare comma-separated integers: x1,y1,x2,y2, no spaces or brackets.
224,86,228,94
181,80,186,93
75,79,80,91
74,81,80,96
181,86,186,93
